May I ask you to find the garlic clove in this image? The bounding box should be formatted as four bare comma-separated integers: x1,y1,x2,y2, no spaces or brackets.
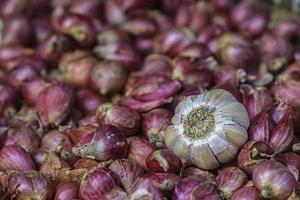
221,102,250,129
190,144,219,170
224,123,248,147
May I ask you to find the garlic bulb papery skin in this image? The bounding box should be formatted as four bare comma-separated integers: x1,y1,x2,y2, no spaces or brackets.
165,89,250,170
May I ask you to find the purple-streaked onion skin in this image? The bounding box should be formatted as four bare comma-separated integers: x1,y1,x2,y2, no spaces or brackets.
66,125,97,144
2,125,40,153
273,20,300,41
72,125,128,161
1,16,35,46
146,149,182,174
252,160,297,200
36,82,74,127
173,177,220,200
109,158,144,193
142,172,180,195
143,108,172,148
37,34,74,64
248,101,293,153
97,103,141,137
276,152,300,181
7,171,53,200
41,130,72,153
260,33,294,72
0,145,36,171
215,167,248,199
210,0,233,12
90,61,127,95
76,88,107,115
128,137,155,168
79,168,120,200
53,10,97,48
237,141,273,175
240,84,273,120
182,167,216,183
231,186,262,200
104,187,127,200
59,50,97,87
141,54,172,76
122,16,157,37
69,0,103,19
93,41,140,72
6,65,39,90
32,148,48,168
127,178,164,200
54,181,79,200
21,78,49,105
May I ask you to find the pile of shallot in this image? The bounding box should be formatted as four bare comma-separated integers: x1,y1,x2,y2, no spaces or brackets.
0,0,300,199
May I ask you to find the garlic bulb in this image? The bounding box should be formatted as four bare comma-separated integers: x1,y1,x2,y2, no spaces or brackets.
165,89,249,170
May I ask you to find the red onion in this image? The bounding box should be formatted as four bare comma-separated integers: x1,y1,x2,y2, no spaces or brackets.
182,167,216,183
72,125,128,161
76,88,107,115
79,168,120,200
146,149,182,174
104,187,127,200
128,137,155,168
90,61,127,95
141,54,172,76
7,171,53,200
122,16,157,37
143,108,172,148
231,185,261,200
2,125,40,153
142,172,181,195
97,103,141,137
108,158,144,192
273,20,300,41
248,101,293,153
252,160,296,199
41,130,72,153
173,177,219,200
260,33,294,72
37,34,73,64
66,125,97,144
32,148,48,168
215,167,248,199
21,78,49,105
54,181,79,200
127,178,164,200
0,145,36,171
2,16,35,46
59,50,97,87
36,82,74,126
53,10,96,48
240,84,273,120
93,42,140,72
277,152,300,181
69,0,103,19
238,141,273,175
6,64,40,90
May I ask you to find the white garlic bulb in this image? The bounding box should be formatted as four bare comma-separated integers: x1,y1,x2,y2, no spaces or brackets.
165,89,249,170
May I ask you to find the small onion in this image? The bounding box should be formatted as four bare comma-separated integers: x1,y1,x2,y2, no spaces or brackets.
146,149,182,174
0,145,36,171
231,185,261,200
72,125,128,161
7,171,53,200
54,182,79,200
252,160,296,200
79,168,120,200
127,178,164,200
108,158,144,193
